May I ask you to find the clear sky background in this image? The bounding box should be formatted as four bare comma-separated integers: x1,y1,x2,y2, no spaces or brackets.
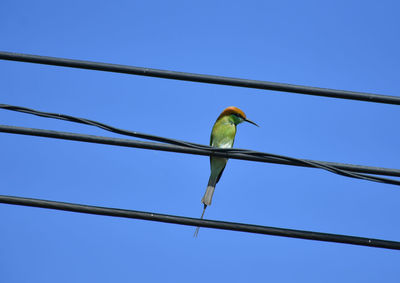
1,1,400,282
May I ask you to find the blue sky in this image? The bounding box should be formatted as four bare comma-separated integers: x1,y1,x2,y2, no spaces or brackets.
1,1,400,282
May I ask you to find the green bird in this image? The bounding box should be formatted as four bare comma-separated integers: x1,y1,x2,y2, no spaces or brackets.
194,106,259,236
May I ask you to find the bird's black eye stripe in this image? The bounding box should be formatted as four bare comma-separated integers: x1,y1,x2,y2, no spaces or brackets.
234,113,243,119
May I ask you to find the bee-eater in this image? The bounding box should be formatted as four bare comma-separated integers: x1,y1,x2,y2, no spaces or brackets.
194,106,258,236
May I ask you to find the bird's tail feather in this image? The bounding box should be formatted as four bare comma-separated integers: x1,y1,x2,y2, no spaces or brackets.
194,176,218,237
201,176,217,206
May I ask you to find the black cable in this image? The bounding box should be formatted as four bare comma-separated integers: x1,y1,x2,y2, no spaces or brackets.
1,51,399,105
0,103,203,149
2,102,400,186
0,195,399,250
2,103,400,184
2,124,400,187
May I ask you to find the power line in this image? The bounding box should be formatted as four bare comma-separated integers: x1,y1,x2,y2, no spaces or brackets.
2,103,400,185
3,103,400,187
1,51,399,105
2,124,400,185
1,52,398,251
1,194,399,250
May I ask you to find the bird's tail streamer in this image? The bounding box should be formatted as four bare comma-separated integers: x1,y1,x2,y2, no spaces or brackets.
193,204,207,237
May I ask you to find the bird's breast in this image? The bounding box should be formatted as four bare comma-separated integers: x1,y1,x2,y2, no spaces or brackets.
214,140,234,148
210,122,236,149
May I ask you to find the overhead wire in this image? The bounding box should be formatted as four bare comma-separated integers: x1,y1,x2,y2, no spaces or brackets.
3,123,400,183
2,124,400,178
1,194,399,250
1,52,399,248
1,103,400,186
1,51,400,105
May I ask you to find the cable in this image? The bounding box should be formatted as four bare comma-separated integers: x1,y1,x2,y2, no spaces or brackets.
1,52,398,250
1,51,399,105
0,103,203,149
0,194,398,250
2,103,400,184
2,124,400,187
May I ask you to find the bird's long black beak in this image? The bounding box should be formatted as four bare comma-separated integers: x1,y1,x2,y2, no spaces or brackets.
244,118,259,127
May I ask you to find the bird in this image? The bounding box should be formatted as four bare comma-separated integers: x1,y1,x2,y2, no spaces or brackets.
194,106,259,237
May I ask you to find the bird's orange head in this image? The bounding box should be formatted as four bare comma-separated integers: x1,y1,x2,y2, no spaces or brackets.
217,106,259,127
217,106,247,120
